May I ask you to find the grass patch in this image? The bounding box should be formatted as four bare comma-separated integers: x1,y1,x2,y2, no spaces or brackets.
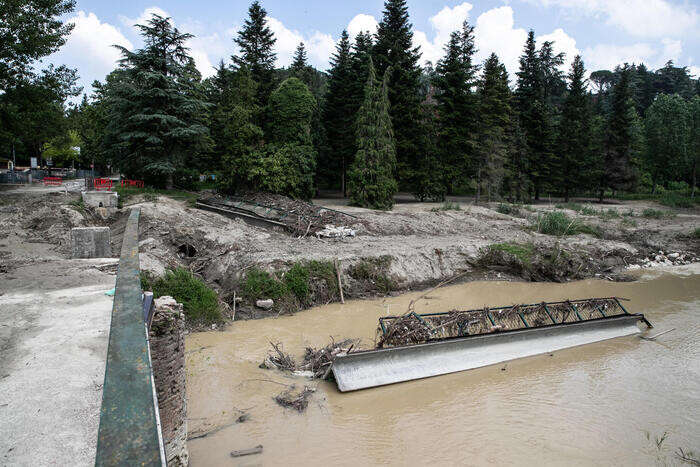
242,268,288,302
487,243,534,265
659,191,697,208
554,202,583,211
532,211,601,237
496,203,522,216
68,198,86,213
430,201,461,212
620,217,638,228
598,208,621,220
347,256,395,293
151,268,221,324
641,208,675,219
579,206,597,215
283,263,310,303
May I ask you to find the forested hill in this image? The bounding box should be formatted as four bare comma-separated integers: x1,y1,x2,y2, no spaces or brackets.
1,0,698,209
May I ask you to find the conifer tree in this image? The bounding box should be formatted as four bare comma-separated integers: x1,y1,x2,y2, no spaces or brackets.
290,42,313,87
372,0,422,185
348,58,397,209
322,31,354,194
601,66,638,199
349,31,374,118
557,55,591,201
105,14,211,188
476,53,511,202
233,1,277,107
432,21,478,197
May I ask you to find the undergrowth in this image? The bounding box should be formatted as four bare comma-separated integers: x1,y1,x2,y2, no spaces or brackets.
430,201,462,212
486,243,534,265
641,208,674,219
496,203,522,216
144,268,222,324
347,255,395,294
532,211,601,237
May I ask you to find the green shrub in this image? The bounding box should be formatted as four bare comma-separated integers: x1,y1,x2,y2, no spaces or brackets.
693,227,700,239
659,191,696,208
283,263,310,303
487,243,534,265
620,218,638,228
431,201,462,212
641,208,665,219
496,203,521,216
580,206,597,216
242,268,288,301
599,208,621,219
347,256,395,293
533,211,601,237
554,202,583,212
152,268,221,324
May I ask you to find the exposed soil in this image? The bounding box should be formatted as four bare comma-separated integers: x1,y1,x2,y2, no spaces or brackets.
1,188,698,320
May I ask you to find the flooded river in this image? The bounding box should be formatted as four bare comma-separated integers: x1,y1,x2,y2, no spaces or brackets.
186,266,699,466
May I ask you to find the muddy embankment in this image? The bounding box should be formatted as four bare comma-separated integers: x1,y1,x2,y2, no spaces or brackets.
2,191,698,320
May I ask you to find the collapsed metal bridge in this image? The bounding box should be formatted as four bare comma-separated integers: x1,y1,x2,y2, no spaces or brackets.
332,297,652,392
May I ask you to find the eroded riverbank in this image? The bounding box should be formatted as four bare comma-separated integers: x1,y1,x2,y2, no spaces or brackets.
186,265,700,466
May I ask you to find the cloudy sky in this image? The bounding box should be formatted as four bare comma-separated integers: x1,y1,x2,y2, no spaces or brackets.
46,0,699,96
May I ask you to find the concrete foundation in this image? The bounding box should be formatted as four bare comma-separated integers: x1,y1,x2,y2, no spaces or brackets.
82,190,118,209
71,227,111,258
150,296,188,466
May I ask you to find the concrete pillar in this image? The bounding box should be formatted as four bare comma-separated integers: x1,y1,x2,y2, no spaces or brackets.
70,227,111,258
149,297,188,466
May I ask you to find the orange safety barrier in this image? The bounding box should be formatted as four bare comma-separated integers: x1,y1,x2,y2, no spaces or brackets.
94,178,113,191
43,177,63,186
119,179,145,188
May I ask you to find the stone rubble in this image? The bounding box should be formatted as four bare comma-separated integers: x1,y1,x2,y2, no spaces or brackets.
315,224,356,239
632,250,698,269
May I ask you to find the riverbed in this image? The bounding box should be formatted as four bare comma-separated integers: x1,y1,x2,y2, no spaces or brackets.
186,265,700,466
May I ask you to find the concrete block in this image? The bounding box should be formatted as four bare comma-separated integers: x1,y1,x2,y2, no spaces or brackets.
71,227,111,258
82,191,118,209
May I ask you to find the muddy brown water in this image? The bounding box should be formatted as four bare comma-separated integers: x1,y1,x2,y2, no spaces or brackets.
186,266,700,466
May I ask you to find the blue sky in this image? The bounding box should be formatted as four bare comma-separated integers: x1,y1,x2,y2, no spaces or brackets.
47,0,699,96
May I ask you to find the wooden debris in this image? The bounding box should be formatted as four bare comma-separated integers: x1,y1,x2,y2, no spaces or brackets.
230,445,263,458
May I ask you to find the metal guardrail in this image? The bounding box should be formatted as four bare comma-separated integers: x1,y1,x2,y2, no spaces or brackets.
95,208,165,466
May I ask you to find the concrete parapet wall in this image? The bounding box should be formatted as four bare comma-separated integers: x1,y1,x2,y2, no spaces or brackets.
71,227,111,258
82,191,118,208
149,296,188,466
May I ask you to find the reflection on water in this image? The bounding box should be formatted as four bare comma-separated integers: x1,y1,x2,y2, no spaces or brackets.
186,266,700,466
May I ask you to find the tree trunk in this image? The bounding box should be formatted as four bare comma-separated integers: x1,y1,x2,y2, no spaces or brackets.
341,158,346,198
167,172,174,190
564,187,570,203
475,167,481,204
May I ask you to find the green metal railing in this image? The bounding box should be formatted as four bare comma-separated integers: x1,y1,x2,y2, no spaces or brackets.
95,208,165,466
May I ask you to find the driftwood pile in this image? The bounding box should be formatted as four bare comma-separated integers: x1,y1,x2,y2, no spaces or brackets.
261,338,359,379
274,385,316,412
377,298,625,348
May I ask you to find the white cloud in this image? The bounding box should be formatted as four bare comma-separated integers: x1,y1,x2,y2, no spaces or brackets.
347,13,379,39
118,6,170,32
413,3,473,66
582,42,657,71
536,28,580,72
48,11,132,95
689,65,700,78
473,7,528,77
525,0,698,38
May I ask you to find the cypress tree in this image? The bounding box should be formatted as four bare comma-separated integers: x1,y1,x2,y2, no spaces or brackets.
233,1,277,107
106,14,211,188
322,30,354,194
476,53,511,202
601,66,638,199
372,0,422,186
557,55,591,201
348,58,397,210
432,21,479,198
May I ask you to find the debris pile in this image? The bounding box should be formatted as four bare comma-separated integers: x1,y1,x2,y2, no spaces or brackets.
377,298,627,348
261,338,360,379
631,250,698,269
315,224,356,238
274,385,316,412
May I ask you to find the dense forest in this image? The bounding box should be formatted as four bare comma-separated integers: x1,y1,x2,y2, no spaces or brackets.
1,0,699,209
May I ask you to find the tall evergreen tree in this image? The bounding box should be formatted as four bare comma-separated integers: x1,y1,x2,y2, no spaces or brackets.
432,21,479,198
321,30,354,194
233,1,277,107
290,42,314,87
601,66,638,199
348,58,397,209
372,0,423,185
644,93,691,188
105,14,211,188
557,55,591,201
476,53,511,202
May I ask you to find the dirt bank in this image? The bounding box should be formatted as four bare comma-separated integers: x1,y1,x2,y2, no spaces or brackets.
2,189,698,319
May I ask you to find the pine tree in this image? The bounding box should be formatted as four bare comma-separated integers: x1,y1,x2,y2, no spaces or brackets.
557,55,591,201
105,14,211,188
349,31,374,118
290,42,314,87
348,58,397,209
515,30,557,200
601,66,638,199
233,1,277,107
432,21,479,198
322,30,354,194
476,53,511,202
372,0,422,186
644,93,691,188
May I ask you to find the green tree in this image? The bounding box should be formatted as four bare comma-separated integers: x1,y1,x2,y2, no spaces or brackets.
233,1,277,108
0,0,75,88
348,58,397,210
290,42,313,87
321,30,354,194
42,129,81,167
644,93,691,188
557,55,591,201
105,14,211,188
601,66,639,199
689,96,700,197
476,53,512,202
432,21,479,198
372,0,422,186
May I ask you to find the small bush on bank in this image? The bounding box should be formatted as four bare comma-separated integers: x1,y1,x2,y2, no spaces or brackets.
242,268,288,301
347,256,395,294
496,203,521,216
283,263,310,303
659,191,696,208
431,201,462,212
554,202,583,212
641,208,674,219
532,211,601,237
486,243,534,265
151,268,221,324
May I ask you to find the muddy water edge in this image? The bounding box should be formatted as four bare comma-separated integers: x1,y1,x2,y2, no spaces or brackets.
186,266,700,466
